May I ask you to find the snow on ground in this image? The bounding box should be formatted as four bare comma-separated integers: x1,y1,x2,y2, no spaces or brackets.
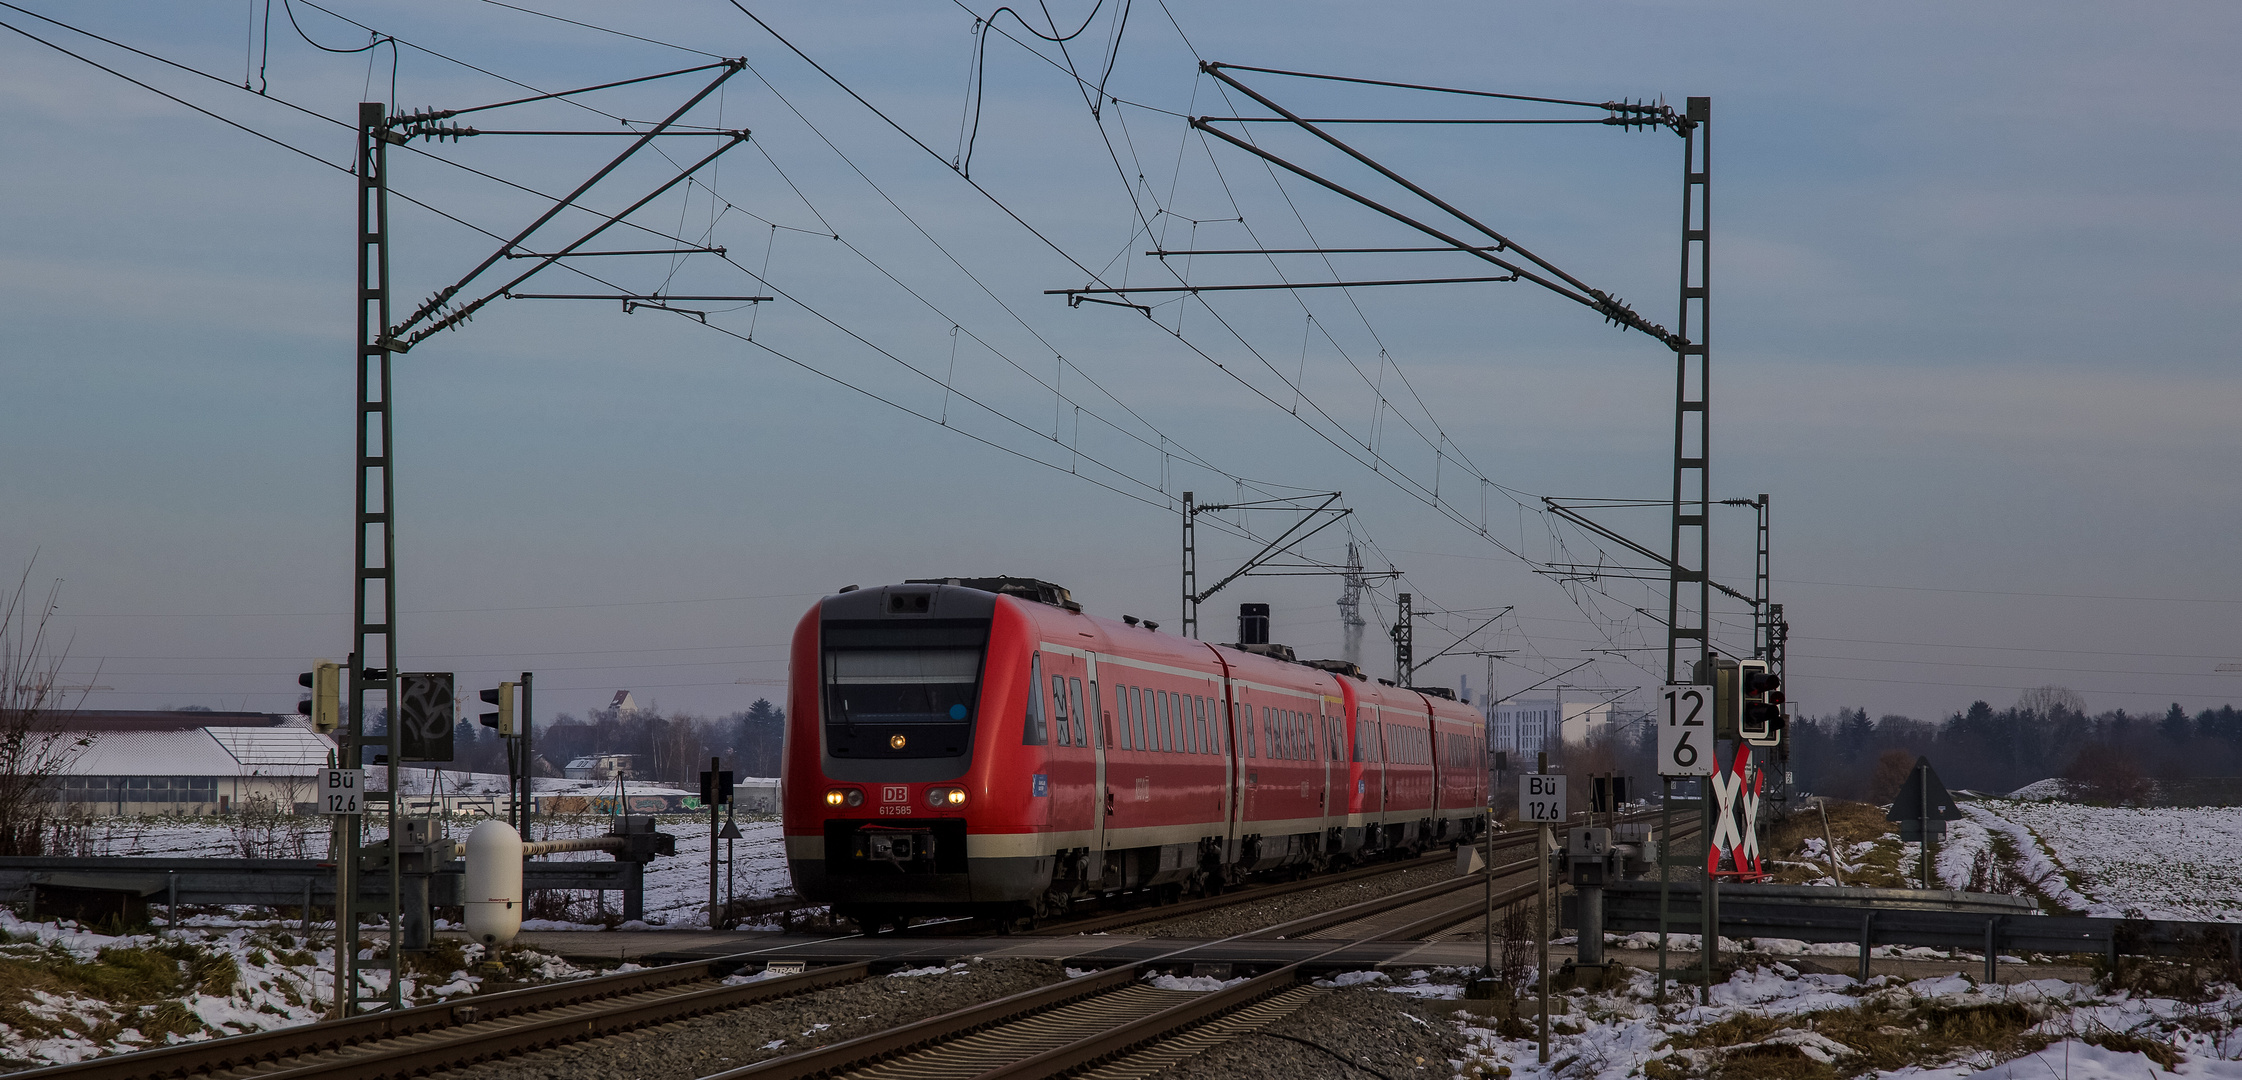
522,814,793,928
1966,799,2242,920
0,909,597,1067
1444,962,2242,1079
2007,778,2069,800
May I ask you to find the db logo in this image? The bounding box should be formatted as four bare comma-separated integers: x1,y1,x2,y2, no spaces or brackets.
881,785,909,804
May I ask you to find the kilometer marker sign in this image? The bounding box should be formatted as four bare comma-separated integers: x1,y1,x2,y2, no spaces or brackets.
1658,684,1715,777
1520,774,1566,823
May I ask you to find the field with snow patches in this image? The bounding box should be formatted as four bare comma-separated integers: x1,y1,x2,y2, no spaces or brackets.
1967,799,2242,921
0,910,596,1067
1407,963,2238,1079
56,814,797,929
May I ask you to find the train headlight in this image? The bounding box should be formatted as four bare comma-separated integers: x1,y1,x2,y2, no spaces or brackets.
825,787,863,808
925,786,967,808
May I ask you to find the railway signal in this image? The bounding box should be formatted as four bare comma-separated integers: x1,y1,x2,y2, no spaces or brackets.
479,682,516,736
1738,660,1783,746
297,661,341,735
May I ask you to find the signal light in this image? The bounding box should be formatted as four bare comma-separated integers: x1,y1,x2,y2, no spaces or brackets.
925,786,967,808
1739,660,1783,747
297,661,341,735
825,787,863,808
479,682,517,736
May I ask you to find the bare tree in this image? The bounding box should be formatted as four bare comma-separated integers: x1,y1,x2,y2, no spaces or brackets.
0,563,94,854
2017,685,2087,719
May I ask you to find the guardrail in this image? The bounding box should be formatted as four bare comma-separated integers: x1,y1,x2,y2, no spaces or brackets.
1580,880,2241,982
0,856,634,910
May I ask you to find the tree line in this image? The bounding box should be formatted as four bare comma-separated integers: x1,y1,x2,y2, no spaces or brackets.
1785,686,2241,803
1555,685,2239,806
446,698,786,786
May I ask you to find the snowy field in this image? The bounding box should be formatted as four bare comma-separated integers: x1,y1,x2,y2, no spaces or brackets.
0,909,596,1066
1381,964,2237,1079
48,814,799,929
1967,799,2242,921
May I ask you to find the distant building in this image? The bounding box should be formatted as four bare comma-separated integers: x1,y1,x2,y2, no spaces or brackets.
563,753,638,781
51,711,335,816
1487,695,1613,758
608,690,638,715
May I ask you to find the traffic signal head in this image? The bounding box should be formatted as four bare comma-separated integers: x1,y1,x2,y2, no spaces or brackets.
479,682,517,736
1739,660,1783,746
297,660,341,734
1696,656,1742,739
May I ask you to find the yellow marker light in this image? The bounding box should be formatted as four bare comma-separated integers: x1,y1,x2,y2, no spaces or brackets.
825,789,847,807
889,734,907,750
925,786,968,808
944,789,967,805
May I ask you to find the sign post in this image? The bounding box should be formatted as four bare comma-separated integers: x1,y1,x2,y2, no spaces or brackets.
1888,757,1962,889
1655,685,1712,1004
1520,766,1562,1064
319,766,363,1019
700,760,734,929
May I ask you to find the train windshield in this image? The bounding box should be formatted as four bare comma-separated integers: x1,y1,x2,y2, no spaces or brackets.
824,649,982,725
820,615,990,762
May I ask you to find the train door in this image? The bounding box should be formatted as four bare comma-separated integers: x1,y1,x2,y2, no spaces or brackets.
1309,690,1327,833
1085,654,1107,869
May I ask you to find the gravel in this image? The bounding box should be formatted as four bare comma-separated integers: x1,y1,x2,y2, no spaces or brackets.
1124,857,1477,939
454,958,1069,1080
1146,981,1468,1080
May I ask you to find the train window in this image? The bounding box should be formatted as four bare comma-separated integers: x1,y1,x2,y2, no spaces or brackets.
1069,678,1087,747
1130,686,1145,750
1194,697,1207,754
1023,654,1049,745
1050,674,1070,746
1331,716,1342,761
1242,703,1255,758
1161,690,1176,752
1118,685,1134,750
1262,708,1276,759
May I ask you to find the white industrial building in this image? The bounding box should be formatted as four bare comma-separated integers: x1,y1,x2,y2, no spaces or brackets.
52,711,335,816
1486,695,1614,758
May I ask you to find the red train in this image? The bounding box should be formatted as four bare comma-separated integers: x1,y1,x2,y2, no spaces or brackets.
783,578,1489,927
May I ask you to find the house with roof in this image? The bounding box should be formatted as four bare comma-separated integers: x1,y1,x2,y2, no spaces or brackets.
51,711,336,816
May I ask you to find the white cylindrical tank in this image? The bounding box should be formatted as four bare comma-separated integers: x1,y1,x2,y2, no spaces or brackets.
464,819,525,947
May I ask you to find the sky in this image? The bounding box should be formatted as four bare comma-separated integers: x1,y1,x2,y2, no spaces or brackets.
1,1,2237,732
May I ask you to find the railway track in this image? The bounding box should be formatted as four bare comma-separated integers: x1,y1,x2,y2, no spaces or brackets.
8,956,865,1080
17,811,1685,1080
703,817,1704,1080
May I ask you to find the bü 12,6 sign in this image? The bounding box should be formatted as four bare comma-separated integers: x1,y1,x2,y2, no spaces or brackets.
1520,774,1566,823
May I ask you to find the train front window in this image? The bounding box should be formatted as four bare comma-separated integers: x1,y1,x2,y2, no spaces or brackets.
825,649,982,725
823,642,985,761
